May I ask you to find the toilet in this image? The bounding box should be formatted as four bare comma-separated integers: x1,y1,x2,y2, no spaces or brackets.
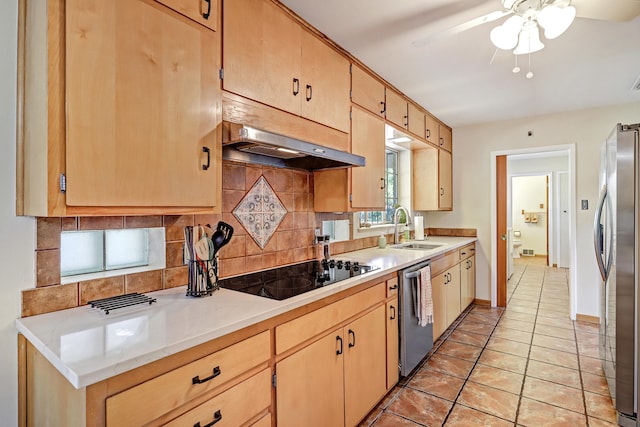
512,230,522,258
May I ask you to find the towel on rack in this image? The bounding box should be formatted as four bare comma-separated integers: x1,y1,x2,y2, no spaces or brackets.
418,265,433,326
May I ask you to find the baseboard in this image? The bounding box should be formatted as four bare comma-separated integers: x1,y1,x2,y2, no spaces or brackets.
576,314,599,324
473,299,491,306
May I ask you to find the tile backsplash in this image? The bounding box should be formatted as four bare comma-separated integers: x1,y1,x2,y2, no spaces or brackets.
23,161,374,317
22,160,476,317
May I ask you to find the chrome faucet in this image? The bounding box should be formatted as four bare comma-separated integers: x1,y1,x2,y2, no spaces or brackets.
393,206,412,244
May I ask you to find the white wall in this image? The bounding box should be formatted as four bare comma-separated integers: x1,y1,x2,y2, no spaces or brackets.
425,101,640,317
0,3,36,425
512,175,547,255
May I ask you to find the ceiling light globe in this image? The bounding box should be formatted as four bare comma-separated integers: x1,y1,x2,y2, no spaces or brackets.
538,5,576,39
526,71,534,79
513,23,545,54
512,66,521,73
490,25,519,50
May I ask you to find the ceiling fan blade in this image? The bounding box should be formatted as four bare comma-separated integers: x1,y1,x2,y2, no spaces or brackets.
412,9,512,47
572,0,640,22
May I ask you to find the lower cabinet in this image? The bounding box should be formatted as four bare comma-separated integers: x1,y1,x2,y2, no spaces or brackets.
386,298,399,389
431,265,460,340
276,305,387,427
460,255,476,309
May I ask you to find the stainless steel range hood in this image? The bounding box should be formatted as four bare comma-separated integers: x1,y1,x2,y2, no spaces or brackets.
222,122,365,170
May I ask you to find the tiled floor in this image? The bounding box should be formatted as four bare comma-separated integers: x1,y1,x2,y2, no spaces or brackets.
360,257,618,427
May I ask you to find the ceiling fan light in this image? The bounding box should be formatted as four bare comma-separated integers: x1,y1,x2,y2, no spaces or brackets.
513,23,544,54
490,25,519,50
538,5,576,39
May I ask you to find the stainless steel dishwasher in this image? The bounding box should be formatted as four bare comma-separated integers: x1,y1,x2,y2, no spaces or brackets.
398,259,434,376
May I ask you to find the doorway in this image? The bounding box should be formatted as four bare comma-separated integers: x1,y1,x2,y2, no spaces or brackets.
491,145,577,318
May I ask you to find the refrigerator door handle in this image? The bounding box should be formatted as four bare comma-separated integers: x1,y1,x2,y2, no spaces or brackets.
593,185,608,281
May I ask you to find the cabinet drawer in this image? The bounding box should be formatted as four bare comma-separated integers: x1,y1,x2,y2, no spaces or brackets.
155,0,218,31
459,243,475,260
106,331,270,427
276,282,385,354
386,277,399,298
164,368,271,427
430,250,460,277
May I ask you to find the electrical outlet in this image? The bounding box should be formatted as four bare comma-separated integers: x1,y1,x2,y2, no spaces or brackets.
581,200,589,210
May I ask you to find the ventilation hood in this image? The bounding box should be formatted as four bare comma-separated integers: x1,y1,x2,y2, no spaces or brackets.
222,123,365,170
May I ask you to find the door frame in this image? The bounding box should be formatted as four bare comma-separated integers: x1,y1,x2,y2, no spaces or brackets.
490,144,577,319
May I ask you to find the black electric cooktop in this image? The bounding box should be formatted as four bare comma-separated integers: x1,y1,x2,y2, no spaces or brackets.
218,259,377,300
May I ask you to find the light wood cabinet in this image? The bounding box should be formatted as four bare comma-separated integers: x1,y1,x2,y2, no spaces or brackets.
276,305,386,427
222,0,350,133
431,270,447,340
385,89,408,130
431,249,464,340
407,102,425,139
413,146,439,211
313,105,386,212
386,298,399,389
439,124,453,152
19,0,222,216
460,244,476,309
425,113,439,145
439,149,453,210
444,266,461,326
156,0,218,31
351,64,385,118
106,331,270,427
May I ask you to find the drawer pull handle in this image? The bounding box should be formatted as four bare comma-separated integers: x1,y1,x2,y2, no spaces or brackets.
390,305,396,320
293,78,300,96
194,410,222,427
389,284,399,291
202,146,210,171
380,101,386,114
348,329,356,348
336,335,343,355
426,129,431,138
192,366,221,385
202,0,211,19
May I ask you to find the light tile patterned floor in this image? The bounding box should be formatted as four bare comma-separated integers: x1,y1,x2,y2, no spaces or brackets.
360,257,618,427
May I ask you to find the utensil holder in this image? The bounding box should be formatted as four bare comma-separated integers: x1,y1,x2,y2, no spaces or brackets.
186,255,219,297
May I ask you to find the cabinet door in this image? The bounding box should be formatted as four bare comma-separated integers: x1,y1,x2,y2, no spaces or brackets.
407,102,425,139
386,299,399,389
445,266,461,326
276,331,344,427
431,271,447,340
344,305,387,427
413,146,439,211
351,65,385,118
439,124,452,152
223,0,301,115
462,256,476,308
300,32,350,132
425,113,439,146
156,0,217,31
439,149,453,210
66,0,219,207
351,106,385,209
385,89,408,129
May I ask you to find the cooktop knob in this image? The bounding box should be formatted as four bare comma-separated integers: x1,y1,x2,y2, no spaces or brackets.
329,260,336,268
336,260,344,269
344,261,351,269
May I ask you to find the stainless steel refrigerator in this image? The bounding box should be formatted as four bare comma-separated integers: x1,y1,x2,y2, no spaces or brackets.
594,123,640,426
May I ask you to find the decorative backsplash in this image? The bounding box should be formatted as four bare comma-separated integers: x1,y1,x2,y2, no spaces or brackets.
233,176,287,249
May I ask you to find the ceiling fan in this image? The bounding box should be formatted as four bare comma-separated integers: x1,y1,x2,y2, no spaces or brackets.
411,0,640,48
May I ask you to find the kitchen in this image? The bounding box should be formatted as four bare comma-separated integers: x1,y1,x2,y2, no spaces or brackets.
2,0,640,426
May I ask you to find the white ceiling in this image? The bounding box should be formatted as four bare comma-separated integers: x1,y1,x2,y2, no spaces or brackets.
279,0,640,127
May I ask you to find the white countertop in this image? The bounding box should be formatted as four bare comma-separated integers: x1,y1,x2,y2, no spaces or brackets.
16,236,475,389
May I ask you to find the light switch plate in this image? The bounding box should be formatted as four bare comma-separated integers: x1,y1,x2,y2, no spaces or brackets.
581,200,588,210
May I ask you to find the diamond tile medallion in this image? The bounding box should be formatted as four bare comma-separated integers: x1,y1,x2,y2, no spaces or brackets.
233,176,287,249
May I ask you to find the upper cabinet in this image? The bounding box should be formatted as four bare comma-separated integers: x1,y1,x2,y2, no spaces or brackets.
18,0,222,216
155,0,218,31
413,146,453,211
222,0,350,133
385,89,408,130
407,102,425,139
425,113,438,146
351,65,385,118
439,124,453,152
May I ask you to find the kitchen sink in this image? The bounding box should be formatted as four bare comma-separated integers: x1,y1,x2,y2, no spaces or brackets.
392,242,443,250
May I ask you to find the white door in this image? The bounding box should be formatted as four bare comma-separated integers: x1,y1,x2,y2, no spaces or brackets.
558,172,570,268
